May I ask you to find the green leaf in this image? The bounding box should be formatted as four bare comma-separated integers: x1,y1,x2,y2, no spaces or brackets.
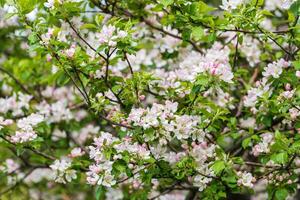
113,159,127,173
192,2,215,14
290,140,300,153
271,152,288,164
56,71,70,86
232,157,244,164
80,23,97,30
95,186,105,200
160,0,173,7
275,188,289,200
261,10,273,17
0,0,5,7
293,60,300,70
289,0,300,16
242,137,251,149
182,27,192,41
251,0,264,7
211,160,225,175
191,26,204,41
295,121,300,129
95,14,104,26
17,0,37,14
288,11,295,22
16,146,25,156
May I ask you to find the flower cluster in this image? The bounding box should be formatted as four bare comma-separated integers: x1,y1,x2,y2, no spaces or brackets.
50,159,77,184
10,113,44,143
262,59,290,79
86,132,152,187
1,0,300,199
237,171,256,188
0,92,32,116
128,101,205,142
252,133,274,156
96,25,127,47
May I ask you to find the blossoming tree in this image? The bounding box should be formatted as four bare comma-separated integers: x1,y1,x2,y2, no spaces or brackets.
0,0,299,199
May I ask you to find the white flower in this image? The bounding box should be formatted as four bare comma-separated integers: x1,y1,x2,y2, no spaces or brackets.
0,92,32,116
3,159,19,173
41,28,54,44
86,161,116,187
94,69,105,79
94,25,128,47
262,59,290,78
10,113,44,143
281,90,295,99
165,100,178,113
70,147,85,158
201,62,234,83
282,0,297,9
100,173,116,187
10,129,37,143
265,0,296,10
106,188,123,200
17,113,44,130
173,115,198,140
0,117,13,130
50,159,71,172
97,25,116,45
220,0,245,11
263,63,282,78
193,174,213,191
65,169,77,182
36,100,73,123
65,44,76,58
289,108,300,120
252,133,273,156
44,0,62,9
237,171,255,188
240,117,256,128
117,30,127,38
191,143,216,164
44,0,55,9
240,36,261,67
93,132,117,147
128,108,145,125
244,80,271,108
50,159,76,184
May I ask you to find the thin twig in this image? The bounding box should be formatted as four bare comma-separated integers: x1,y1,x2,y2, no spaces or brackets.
0,67,33,97
66,19,106,60
0,168,35,196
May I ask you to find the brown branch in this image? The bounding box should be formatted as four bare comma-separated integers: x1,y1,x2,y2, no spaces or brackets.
244,161,278,169
233,32,239,69
124,51,139,102
0,66,36,99
66,19,106,61
0,168,35,196
149,182,179,200
0,135,56,161
71,64,91,105
256,26,292,56
28,25,127,129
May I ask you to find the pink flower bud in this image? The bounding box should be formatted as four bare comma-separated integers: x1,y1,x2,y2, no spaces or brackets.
139,95,146,101
285,83,291,91
46,54,52,62
132,180,140,189
121,120,128,126
200,142,208,148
